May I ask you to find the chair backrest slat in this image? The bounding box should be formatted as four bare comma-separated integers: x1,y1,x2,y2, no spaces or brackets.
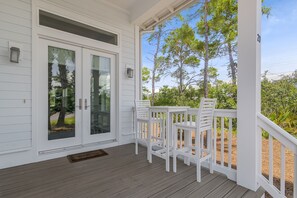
135,100,151,119
197,98,216,132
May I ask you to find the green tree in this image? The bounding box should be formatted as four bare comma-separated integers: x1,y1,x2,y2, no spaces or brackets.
163,23,200,94
193,0,221,97
147,24,167,105
261,71,297,135
210,0,271,85
142,67,151,99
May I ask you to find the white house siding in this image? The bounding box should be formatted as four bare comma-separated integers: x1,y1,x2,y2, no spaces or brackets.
0,0,136,168
0,0,32,153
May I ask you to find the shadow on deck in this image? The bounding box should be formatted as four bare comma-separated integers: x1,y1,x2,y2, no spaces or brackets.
0,144,263,198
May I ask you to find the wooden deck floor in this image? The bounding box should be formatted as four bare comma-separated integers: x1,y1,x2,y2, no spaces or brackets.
0,144,263,198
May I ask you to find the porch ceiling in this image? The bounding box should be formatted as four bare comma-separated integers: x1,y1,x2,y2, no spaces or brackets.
101,0,199,31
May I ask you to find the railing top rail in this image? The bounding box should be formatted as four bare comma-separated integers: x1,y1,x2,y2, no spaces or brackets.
132,107,237,118
186,108,236,118
257,113,297,154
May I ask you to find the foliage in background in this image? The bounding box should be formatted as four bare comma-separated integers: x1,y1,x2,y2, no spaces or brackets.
162,23,200,94
147,24,168,105
143,0,297,137
261,71,297,136
144,71,297,137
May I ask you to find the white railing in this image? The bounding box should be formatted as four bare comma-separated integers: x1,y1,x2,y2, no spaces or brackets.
213,109,237,181
257,113,297,198
133,107,238,181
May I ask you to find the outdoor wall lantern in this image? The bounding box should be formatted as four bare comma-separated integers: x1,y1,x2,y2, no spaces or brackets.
127,67,134,78
10,47,20,63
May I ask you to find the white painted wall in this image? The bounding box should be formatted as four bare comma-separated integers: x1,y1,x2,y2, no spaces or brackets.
0,0,136,168
0,0,33,153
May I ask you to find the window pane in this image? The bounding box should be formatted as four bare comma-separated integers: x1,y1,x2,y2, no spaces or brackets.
90,55,111,134
48,46,76,140
40,10,118,45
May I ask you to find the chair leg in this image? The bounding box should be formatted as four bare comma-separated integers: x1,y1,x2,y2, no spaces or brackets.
135,139,138,155
184,130,191,166
173,125,177,173
208,129,214,174
196,130,201,182
135,122,138,155
147,122,152,163
196,159,201,182
173,152,177,173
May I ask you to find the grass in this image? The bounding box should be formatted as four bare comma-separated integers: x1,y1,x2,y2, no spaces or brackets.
50,116,75,126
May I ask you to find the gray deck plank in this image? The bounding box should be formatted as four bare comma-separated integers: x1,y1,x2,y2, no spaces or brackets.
0,144,262,198
187,174,229,198
224,185,249,198
205,179,237,198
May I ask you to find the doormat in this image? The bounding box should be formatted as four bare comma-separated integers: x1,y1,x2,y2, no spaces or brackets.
67,149,108,163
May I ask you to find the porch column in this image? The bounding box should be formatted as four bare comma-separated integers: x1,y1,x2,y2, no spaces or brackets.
237,0,261,191
134,25,141,100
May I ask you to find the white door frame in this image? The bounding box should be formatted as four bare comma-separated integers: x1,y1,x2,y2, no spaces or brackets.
37,39,83,151
82,49,116,144
32,4,121,152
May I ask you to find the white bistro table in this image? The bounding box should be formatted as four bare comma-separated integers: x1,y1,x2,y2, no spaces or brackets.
149,106,189,172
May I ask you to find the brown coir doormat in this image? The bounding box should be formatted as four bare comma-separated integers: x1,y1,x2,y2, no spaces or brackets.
67,149,108,163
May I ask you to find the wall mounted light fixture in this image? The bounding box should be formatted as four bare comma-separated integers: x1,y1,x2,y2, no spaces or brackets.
9,41,23,64
10,47,20,63
127,67,134,78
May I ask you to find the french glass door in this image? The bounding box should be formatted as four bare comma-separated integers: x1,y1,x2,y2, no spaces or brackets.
82,49,116,144
38,39,115,151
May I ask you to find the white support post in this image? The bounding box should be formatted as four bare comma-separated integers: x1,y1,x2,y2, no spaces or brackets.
134,25,141,100
134,25,141,148
237,0,262,191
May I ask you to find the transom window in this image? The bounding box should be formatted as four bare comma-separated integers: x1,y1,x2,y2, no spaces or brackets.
39,10,118,45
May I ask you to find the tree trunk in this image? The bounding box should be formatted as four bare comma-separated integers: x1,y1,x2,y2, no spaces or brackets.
56,64,68,127
203,0,209,98
152,25,163,105
179,64,183,94
151,72,155,105
228,42,237,85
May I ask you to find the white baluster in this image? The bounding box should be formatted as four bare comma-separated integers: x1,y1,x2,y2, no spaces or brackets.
228,118,232,169
214,117,217,165
269,135,273,185
221,117,224,167
280,144,285,196
293,153,297,198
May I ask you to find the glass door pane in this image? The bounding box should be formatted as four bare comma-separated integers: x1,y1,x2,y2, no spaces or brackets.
82,49,115,144
48,46,76,140
90,55,111,135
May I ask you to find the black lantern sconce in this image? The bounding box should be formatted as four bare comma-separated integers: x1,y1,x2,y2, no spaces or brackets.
127,67,134,78
10,47,20,63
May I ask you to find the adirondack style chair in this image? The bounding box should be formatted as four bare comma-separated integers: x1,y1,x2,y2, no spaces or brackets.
172,98,217,182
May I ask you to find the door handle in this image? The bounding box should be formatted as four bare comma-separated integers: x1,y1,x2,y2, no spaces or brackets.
78,99,82,110
85,99,90,110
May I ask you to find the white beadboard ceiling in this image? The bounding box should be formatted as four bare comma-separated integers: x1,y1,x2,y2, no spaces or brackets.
99,0,198,31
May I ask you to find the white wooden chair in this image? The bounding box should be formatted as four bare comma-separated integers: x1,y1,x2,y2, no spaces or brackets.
172,98,216,182
134,100,164,161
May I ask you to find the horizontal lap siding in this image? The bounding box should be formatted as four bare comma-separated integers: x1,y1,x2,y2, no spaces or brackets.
0,0,32,152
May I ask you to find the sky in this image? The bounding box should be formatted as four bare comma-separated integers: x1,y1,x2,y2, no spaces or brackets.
141,0,297,91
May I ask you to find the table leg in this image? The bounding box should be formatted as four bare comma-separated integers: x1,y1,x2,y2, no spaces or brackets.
184,130,191,166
